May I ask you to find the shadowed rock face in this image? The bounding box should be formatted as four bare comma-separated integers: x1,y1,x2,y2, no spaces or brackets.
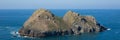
19,9,107,37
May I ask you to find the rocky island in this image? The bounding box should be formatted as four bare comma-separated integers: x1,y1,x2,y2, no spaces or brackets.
19,9,107,37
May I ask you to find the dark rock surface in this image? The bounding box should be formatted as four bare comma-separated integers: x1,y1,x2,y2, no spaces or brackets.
19,9,107,37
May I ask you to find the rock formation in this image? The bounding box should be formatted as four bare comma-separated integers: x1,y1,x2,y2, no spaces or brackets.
19,9,107,37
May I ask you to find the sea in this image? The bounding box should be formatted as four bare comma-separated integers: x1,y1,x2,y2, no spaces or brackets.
0,9,120,40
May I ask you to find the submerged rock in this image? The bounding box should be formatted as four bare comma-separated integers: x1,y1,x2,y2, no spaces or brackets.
19,9,107,37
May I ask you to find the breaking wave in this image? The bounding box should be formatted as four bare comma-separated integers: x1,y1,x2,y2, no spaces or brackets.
107,28,111,31
10,31,21,37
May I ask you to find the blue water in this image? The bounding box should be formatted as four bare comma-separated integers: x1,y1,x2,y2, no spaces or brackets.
0,9,120,40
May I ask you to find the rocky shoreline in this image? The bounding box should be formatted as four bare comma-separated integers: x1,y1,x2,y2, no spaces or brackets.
19,9,107,37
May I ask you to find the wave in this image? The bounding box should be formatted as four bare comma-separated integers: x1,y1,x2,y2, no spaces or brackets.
10,31,20,37
10,31,19,35
107,28,111,31
10,31,34,38
5,26,32,38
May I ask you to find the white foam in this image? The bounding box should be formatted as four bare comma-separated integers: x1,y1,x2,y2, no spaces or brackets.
10,31,31,38
107,28,111,30
16,32,19,34
24,36,28,38
10,31,20,37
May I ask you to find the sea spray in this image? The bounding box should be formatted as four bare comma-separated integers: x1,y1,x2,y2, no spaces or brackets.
10,31,20,37
107,28,111,31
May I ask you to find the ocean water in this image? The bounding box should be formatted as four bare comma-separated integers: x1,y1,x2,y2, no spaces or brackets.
0,9,120,40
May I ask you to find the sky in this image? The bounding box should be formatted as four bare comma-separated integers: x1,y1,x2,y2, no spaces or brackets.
0,0,120,9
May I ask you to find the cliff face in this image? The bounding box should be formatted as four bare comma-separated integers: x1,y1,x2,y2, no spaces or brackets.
63,11,106,34
19,9,107,37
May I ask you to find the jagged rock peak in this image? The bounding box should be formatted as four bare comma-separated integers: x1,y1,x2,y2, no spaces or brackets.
23,9,54,28
63,10,80,25
65,10,79,16
32,8,54,16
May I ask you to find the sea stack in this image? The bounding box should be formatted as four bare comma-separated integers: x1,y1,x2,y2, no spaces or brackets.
19,9,107,37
